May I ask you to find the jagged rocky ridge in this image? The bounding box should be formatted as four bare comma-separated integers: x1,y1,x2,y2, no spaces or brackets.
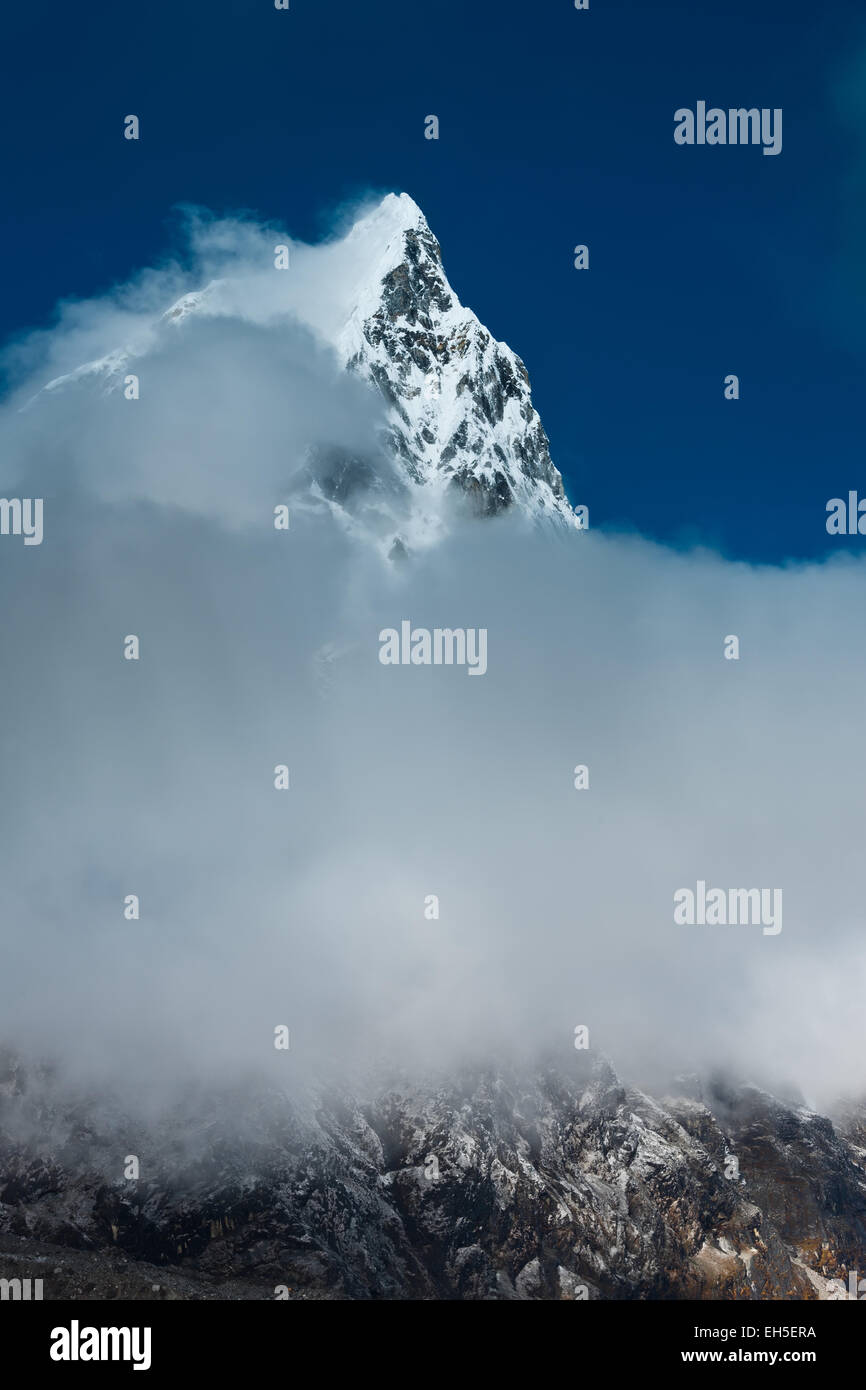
330,194,574,530
2,1053,864,1301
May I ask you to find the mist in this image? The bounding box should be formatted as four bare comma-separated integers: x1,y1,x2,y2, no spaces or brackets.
0,210,864,1117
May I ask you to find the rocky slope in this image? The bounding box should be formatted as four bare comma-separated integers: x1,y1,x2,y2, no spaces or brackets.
1,1053,864,1301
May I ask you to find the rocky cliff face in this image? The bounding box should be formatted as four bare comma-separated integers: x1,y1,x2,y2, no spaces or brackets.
2,1053,864,1301
332,194,574,530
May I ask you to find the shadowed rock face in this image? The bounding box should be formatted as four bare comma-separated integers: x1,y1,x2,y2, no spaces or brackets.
1,1053,863,1301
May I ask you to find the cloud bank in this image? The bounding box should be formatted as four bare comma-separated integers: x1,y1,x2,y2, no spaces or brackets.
0,209,864,1113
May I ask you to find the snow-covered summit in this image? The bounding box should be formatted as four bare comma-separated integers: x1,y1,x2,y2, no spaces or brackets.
331,193,574,526
30,193,576,543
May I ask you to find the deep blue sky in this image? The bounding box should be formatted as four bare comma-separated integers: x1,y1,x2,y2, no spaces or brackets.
2,0,864,561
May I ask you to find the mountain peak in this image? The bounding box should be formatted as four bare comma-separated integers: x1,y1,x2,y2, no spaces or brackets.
360,191,430,235
335,192,443,331
335,194,575,532
27,193,577,544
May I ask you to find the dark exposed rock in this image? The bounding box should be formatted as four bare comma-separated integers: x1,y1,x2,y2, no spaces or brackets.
1,1054,863,1301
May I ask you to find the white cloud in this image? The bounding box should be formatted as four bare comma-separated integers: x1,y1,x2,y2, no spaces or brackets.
0,211,863,1113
